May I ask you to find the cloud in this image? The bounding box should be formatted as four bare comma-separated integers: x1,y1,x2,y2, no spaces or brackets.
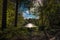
18,0,40,19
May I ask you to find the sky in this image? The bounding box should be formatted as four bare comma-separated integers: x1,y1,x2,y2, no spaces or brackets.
18,0,42,19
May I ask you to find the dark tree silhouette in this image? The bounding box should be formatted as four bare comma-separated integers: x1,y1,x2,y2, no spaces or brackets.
2,0,7,30
15,0,18,27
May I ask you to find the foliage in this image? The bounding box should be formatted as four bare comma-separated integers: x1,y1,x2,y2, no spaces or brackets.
0,0,60,40
0,0,2,28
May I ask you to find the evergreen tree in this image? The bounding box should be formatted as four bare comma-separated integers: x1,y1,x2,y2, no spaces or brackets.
2,0,7,30
15,0,18,27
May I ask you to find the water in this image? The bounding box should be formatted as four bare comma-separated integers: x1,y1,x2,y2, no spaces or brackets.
25,23,37,28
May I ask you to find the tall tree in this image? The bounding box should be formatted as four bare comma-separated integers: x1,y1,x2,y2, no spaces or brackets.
15,0,18,27
2,0,7,30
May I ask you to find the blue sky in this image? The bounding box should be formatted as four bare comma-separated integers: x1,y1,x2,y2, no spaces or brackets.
18,2,39,19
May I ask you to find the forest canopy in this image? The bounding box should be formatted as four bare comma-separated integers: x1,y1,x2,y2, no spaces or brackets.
0,0,60,40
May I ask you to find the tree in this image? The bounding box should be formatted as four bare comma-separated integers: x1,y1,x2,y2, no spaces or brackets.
14,0,18,27
40,0,60,40
2,0,7,30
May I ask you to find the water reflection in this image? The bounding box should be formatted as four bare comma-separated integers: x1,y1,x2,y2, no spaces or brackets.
25,23,37,28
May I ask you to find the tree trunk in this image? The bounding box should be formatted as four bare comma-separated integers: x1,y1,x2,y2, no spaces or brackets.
2,0,7,30
15,0,18,27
